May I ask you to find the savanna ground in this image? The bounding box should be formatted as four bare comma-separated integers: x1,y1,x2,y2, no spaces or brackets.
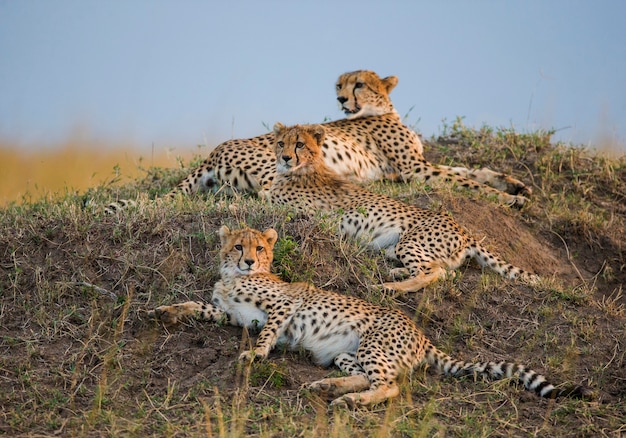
0,137,195,206
1,119,624,437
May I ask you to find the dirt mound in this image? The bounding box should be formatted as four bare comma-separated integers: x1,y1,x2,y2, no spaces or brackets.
1,126,624,436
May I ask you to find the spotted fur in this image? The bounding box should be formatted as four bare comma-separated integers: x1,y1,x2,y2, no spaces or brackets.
267,123,538,294
150,226,592,408
105,70,530,213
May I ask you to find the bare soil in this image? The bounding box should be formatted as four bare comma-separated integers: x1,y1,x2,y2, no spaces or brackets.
1,130,624,436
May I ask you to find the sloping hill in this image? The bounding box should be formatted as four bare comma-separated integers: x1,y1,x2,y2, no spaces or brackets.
1,123,624,436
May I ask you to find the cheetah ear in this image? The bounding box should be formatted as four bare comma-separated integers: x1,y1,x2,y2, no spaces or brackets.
310,124,325,147
262,228,278,248
382,75,398,93
273,122,286,136
218,225,231,245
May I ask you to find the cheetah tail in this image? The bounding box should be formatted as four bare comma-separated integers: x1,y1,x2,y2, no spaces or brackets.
423,342,594,400
470,243,539,284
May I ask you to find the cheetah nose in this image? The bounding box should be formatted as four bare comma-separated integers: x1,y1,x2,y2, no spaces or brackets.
244,259,254,267
282,155,292,163
337,96,348,104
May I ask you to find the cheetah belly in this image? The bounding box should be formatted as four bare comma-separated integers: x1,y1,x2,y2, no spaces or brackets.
340,212,402,252
281,318,360,367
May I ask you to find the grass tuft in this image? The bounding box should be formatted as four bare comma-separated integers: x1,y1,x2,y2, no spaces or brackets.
0,124,624,436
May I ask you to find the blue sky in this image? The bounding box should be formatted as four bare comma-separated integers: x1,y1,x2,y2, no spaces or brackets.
1,1,625,154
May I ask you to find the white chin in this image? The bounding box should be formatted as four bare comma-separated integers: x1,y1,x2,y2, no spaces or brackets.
342,106,361,119
277,163,291,174
221,265,240,277
347,105,390,119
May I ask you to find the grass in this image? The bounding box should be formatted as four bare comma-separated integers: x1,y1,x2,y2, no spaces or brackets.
0,139,201,206
0,123,625,436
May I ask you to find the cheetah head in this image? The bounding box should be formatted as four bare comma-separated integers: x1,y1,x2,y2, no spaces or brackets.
336,70,398,119
219,225,278,278
273,122,325,175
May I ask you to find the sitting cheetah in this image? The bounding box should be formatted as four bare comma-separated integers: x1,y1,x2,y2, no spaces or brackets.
150,226,591,408
266,123,538,294
106,71,529,214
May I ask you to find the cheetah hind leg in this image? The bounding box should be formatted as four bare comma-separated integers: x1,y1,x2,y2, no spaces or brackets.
308,375,371,398
307,352,370,398
390,266,460,282
440,165,532,197
331,384,401,409
382,264,446,294
323,344,401,407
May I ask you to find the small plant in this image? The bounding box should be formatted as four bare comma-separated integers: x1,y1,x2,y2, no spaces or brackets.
249,361,290,389
0,122,623,436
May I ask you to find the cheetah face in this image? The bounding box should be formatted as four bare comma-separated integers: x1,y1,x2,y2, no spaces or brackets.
218,225,278,278
273,122,326,175
335,70,398,119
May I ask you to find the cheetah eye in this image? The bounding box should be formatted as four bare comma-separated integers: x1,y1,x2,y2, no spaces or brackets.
256,245,264,252
336,83,342,90
354,82,364,89
234,244,243,251
277,141,284,148
296,142,305,149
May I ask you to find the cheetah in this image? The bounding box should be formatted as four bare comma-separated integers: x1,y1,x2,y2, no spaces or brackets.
150,226,591,408
106,71,529,214
266,123,538,294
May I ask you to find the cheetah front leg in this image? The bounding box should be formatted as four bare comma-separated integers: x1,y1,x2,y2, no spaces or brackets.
238,299,299,362
403,164,529,208
148,301,227,325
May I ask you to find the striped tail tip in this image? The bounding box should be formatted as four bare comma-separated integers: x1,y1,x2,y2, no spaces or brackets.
553,384,595,401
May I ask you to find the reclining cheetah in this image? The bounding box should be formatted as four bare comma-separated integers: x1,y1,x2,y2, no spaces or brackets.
106,71,529,213
266,123,538,294
150,226,591,408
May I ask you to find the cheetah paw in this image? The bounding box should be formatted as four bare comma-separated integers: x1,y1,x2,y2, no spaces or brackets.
148,306,180,325
516,184,532,198
257,189,271,202
499,175,532,198
307,380,335,393
238,349,268,363
389,267,410,280
507,194,529,209
330,394,361,409
442,269,461,282
239,350,255,362
525,273,541,286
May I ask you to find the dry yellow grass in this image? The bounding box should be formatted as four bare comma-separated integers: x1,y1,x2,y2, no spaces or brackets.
1,124,625,436
0,140,195,206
